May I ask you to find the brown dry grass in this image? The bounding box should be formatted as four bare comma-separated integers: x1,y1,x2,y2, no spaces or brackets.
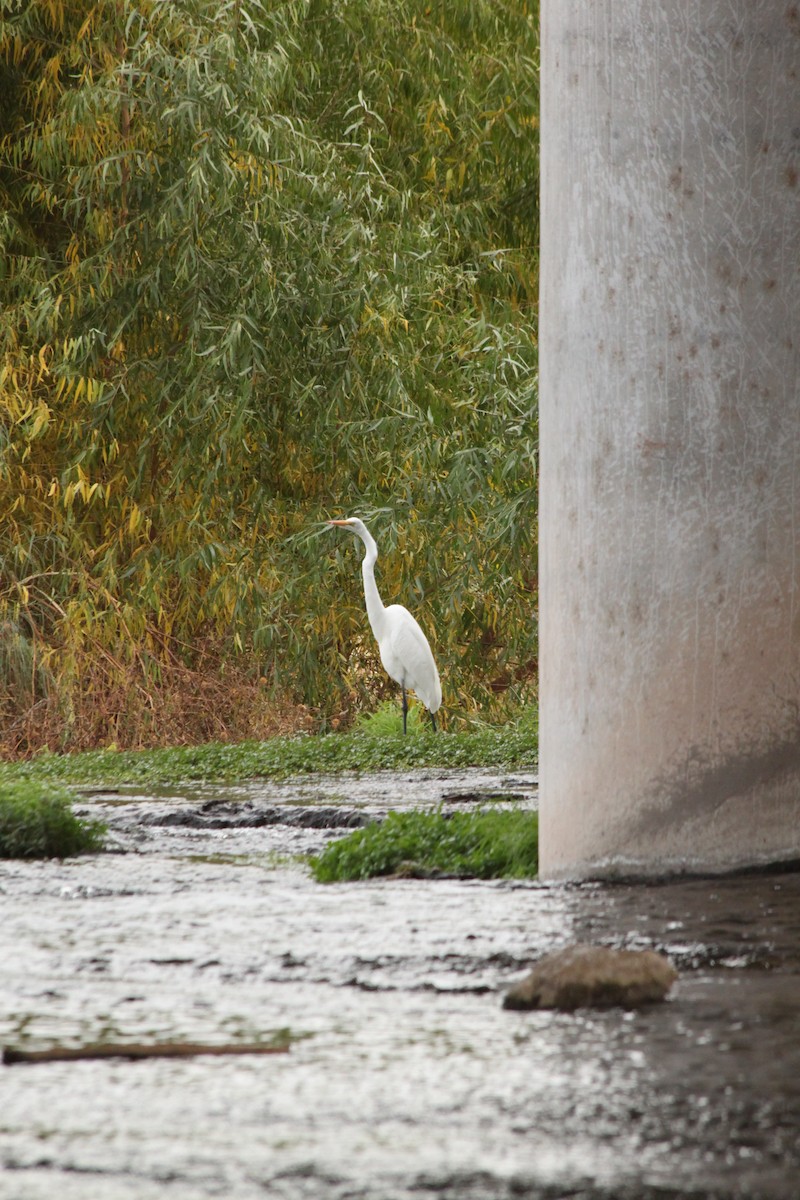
0,645,318,760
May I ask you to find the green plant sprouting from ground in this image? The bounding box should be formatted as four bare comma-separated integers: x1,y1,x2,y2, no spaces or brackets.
0,0,539,754
354,700,431,738
310,807,538,882
0,780,106,858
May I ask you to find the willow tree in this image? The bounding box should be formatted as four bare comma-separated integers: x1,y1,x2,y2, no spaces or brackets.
0,0,538,751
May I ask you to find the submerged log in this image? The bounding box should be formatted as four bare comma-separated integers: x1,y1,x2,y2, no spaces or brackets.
3,1040,290,1065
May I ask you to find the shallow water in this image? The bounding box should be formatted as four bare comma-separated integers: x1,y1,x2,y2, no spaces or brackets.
1,767,799,1199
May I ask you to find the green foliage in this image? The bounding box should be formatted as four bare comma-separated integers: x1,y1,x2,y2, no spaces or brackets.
354,699,430,737
0,709,537,786
310,807,538,882
0,0,538,751
0,780,106,858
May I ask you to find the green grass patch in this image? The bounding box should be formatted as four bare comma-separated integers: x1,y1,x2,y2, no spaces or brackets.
0,781,106,859
310,807,538,882
354,700,432,737
0,709,537,789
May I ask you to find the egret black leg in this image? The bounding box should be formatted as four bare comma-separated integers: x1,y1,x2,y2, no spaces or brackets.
430,712,437,732
402,687,408,735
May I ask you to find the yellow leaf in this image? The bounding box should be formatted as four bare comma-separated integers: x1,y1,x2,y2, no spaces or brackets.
76,9,95,39
30,402,51,438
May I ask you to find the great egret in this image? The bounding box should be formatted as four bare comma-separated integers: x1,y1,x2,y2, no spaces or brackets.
328,517,442,733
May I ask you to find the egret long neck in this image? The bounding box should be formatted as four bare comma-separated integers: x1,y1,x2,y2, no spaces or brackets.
358,530,388,641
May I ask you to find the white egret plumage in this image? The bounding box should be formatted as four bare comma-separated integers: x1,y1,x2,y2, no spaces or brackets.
328,517,442,733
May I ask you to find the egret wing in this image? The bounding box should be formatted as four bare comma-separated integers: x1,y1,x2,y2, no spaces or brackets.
381,605,442,713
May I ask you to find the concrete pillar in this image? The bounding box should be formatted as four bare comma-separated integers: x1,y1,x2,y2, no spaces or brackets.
539,1,800,878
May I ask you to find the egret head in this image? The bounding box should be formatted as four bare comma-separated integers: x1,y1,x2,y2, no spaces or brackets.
328,516,366,535
327,516,374,552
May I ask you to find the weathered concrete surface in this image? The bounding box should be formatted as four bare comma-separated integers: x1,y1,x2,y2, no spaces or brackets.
539,1,800,878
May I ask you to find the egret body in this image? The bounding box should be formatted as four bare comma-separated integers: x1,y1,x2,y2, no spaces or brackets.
328,518,442,733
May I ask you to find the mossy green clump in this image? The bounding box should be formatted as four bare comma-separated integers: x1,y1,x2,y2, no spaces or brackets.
0,781,106,859
310,807,538,883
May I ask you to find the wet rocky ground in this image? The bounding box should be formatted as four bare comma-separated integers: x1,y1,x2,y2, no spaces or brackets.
1,767,799,1199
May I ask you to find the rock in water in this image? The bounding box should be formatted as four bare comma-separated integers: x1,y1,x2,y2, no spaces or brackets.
503,944,677,1011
